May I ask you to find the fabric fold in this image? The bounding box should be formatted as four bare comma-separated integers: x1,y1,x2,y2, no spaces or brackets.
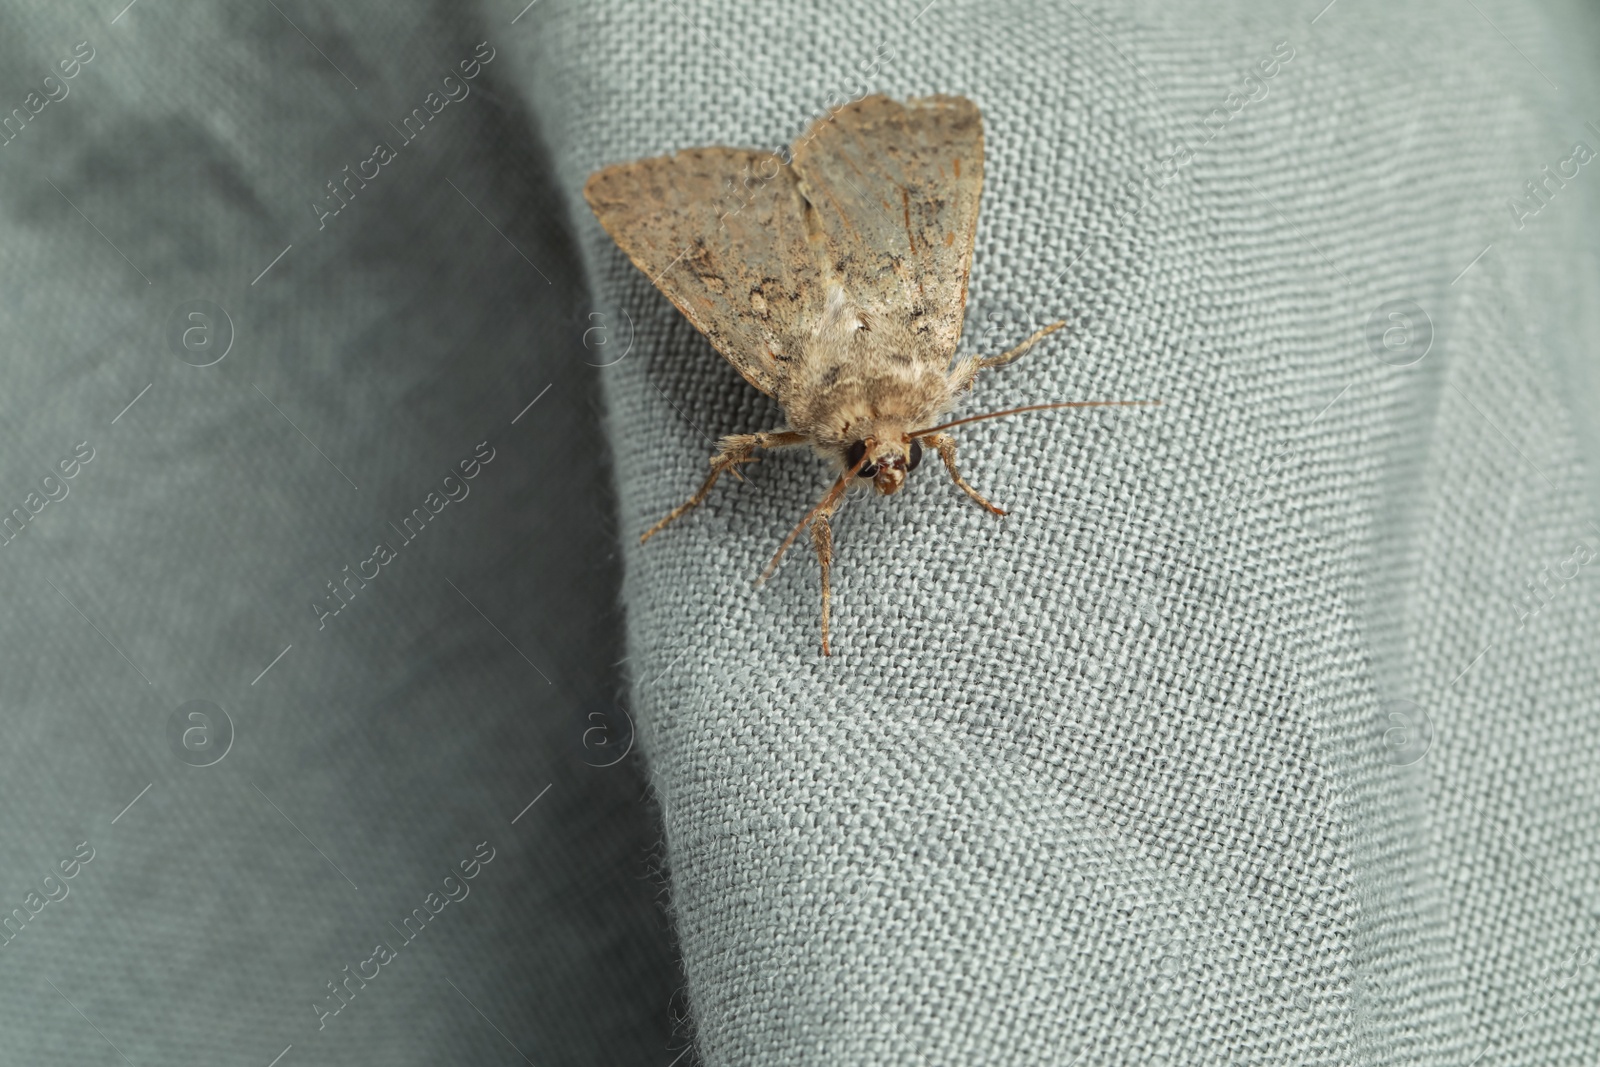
510,0,1600,1061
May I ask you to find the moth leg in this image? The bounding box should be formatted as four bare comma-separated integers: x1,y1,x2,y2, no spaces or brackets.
809,489,848,657
640,430,808,544
948,320,1067,394
926,431,1007,517
979,320,1066,369
811,514,835,657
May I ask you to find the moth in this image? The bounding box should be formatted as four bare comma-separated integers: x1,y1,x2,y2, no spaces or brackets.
584,94,1156,655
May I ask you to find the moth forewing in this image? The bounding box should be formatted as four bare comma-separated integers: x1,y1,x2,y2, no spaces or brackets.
585,95,1157,655
582,147,825,397
787,94,984,368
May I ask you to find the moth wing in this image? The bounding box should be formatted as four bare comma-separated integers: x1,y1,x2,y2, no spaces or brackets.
789,94,984,367
583,148,827,397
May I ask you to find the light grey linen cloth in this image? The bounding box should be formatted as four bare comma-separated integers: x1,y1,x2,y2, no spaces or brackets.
0,1,678,1064
506,0,1600,1063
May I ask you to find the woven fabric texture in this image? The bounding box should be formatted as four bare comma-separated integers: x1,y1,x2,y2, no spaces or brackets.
0,2,677,1063
509,0,1600,1062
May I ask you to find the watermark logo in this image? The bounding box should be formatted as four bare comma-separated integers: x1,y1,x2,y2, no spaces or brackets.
1380,698,1432,766
1511,539,1594,629
167,699,234,767
310,840,496,1030
311,42,497,232
166,299,233,367
582,705,635,768
312,441,496,631
0,41,95,151
579,305,634,368
0,440,94,550
1507,141,1595,230
0,841,94,954
1366,299,1433,367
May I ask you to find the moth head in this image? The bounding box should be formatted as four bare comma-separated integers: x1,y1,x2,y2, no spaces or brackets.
845,436,923,495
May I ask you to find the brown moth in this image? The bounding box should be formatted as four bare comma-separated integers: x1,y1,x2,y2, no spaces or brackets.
584,94,1156,655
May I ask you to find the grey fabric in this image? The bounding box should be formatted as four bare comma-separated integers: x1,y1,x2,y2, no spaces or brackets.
508,0,1600,1063
0,2,679,1064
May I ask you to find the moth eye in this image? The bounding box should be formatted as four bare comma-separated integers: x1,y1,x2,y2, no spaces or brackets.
845,439,877,477
907,439,923,471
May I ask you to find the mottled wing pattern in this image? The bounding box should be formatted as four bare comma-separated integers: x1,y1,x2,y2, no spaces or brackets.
583,148,827,397
789,94,984,367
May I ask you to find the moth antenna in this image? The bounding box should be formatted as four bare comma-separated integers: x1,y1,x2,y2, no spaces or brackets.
911,398,1161,438
757,442,871,586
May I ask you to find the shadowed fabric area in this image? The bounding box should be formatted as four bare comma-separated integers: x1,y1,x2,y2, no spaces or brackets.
0,2,679,1064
